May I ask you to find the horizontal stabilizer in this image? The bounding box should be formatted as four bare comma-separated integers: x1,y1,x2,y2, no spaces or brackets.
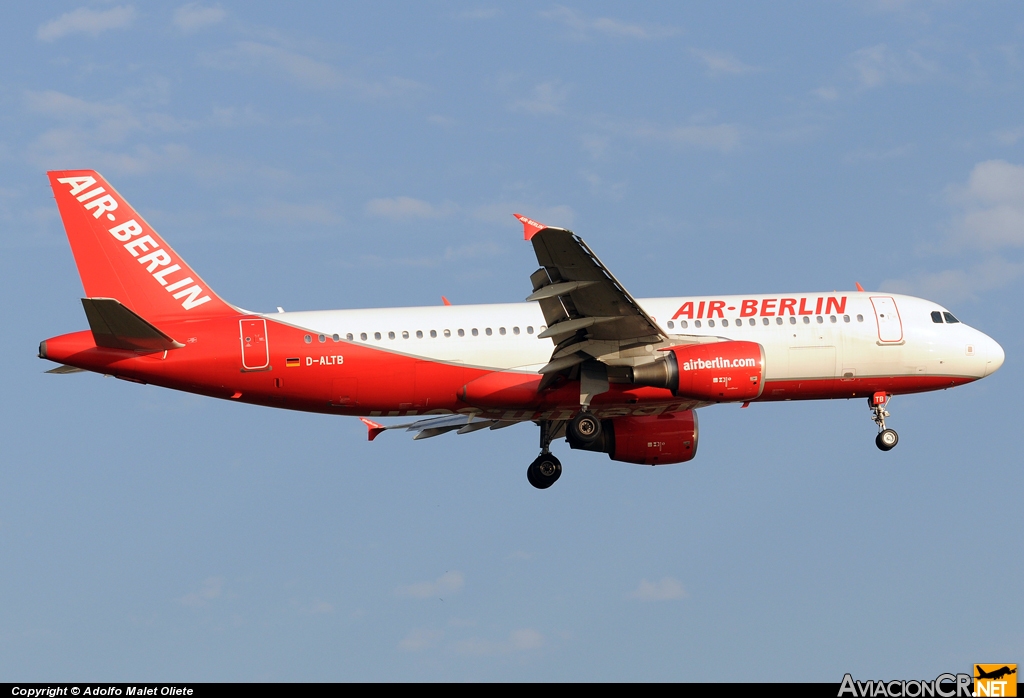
45,364,86,374
81,297,185,352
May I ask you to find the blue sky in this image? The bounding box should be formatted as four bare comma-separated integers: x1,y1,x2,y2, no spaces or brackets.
1,1,1021,682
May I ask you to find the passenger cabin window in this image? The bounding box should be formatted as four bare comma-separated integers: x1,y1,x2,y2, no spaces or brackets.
816,316,824,324
667,320,675,329
790,317,796,325
708,319,716,328
722,319,729,327
931,311,943,323
402,331,409,339
486,328,493,336
430,330,437,338
513,327,520,335
374,332,381,340
830,315,837,323
444,329,451,337
943,312,960,324
680,320,688,329
694,320,702,328
346,333,353,341
304,334,312,343
857,314,864,322
499,327,506,335
527,326,534,334
458,329,465,337
762,317,769,326
749,318,756,326
360,332,367,341
388,331,395,340
472,328,479,336
416,330,423,338
802,317,810,324
776,317,783,325
843,315,850,323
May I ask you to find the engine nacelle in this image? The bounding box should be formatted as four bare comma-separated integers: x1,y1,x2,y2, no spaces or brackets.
631,340,765,402
568,411,699,465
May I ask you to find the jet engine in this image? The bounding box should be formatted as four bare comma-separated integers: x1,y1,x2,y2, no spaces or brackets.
567,411,698,465
630,341,765,402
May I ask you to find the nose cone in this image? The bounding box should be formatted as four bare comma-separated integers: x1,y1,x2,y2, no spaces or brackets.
981,334,1005,377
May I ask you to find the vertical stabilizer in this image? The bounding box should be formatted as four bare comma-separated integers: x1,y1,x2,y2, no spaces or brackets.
48,170,237,322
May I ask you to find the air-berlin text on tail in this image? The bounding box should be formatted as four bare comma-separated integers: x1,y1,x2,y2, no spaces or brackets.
672,296,848,319
56,176,211,311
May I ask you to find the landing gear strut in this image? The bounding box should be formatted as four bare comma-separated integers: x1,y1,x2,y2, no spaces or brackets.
870,392,899,451
528,420,562,489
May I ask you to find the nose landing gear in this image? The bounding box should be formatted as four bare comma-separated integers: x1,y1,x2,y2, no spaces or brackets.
870,392,899,451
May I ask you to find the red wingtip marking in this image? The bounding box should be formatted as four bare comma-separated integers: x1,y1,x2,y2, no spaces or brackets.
360,417,386,441
513,213,546,241
441,296,451,306
855,282,865,292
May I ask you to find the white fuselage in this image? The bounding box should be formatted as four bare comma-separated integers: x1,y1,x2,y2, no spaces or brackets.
270,292,1004,383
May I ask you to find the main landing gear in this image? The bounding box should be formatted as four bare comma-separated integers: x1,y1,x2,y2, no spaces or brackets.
870,392,899,452
528,420,564,489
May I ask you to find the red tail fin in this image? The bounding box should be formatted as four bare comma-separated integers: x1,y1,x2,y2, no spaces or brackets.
48,170,236,322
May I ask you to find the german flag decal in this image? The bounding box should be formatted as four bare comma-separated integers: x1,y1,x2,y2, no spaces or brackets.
286,357,300,367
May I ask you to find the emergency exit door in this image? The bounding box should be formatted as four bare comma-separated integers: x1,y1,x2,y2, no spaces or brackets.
240,318,270,370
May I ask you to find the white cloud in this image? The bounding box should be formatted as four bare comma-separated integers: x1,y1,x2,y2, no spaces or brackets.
880,258,1024,305
630,577,687,601
812,86,839,101
37,6,136,41
949,160,1024,249
632,121,741,153
848,44,938,89
365,196,457,220
396,571,464,599
179,576,224,607
453,628,544,655
174,3,226,32
690,49,762,77
206,42,425,98
992,127,1024,146
510,81,568,116
398,628,444,651
541,7,679,40
881,161,1024,302
458,8,502,20
472,202,575,229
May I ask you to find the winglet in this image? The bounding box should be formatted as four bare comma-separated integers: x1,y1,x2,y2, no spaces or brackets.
360,417,386,442
441,296,451,306
855,282,865,292
513,213,547,241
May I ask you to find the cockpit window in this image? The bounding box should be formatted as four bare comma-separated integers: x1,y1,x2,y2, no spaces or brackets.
943,312,960,324
931,311,943,323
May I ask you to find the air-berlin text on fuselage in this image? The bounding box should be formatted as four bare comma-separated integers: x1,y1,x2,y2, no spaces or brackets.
56,176,211,311
672,296,847,319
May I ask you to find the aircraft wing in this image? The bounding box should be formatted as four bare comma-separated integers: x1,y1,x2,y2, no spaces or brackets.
516,215,667,379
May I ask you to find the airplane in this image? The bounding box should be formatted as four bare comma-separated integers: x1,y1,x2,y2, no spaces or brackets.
38,170,1005,489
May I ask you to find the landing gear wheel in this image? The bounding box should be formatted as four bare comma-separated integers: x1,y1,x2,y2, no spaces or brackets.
875,429,899,451
527,454,562,489
569,411,602,444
